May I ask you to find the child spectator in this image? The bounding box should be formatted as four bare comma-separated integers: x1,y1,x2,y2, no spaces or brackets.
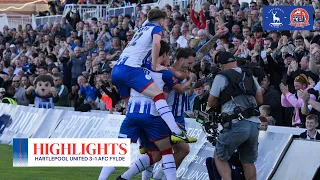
299,114,320,140
259,116,268,131
259,105,276,125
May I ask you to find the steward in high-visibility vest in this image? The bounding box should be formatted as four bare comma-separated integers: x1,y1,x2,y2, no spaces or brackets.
1,97,17,105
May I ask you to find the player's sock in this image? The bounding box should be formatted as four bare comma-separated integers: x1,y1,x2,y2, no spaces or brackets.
153,93,182,135
121,154,152,179
142,164,154,180
153,160,165,179
98,166,115,180
161,148,176,180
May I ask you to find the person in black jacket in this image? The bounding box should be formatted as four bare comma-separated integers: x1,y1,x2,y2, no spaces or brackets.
193,81,209,112
65,9,80,30
95,75,120,110
260,74,284,125
299,114,320,140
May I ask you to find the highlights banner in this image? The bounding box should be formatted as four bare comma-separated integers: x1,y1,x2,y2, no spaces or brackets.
13,138,131,167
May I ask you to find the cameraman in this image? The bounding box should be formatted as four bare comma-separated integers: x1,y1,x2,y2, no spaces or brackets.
207,52,263,180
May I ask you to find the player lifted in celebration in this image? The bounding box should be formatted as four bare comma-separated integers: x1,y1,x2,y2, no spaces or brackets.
142,48,195,180
116,40,179,180
99,41,188,180
111,8,196,143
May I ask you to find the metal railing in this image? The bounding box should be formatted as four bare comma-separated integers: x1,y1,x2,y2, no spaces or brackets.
33,15,63,26
2,14,32,30
62,0,192,20
63,4,111,19
0,14,63,30
174,0,190,10
107,3,158,17
0,14,10,31
158,0,190,12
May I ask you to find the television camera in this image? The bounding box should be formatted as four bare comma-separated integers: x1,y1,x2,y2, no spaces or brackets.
194,108,221,145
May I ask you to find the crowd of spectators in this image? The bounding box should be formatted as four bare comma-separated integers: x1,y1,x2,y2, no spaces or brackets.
1,0,320,135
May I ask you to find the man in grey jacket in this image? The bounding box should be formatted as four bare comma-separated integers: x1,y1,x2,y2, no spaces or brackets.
68,47,87,86
12,76,29,106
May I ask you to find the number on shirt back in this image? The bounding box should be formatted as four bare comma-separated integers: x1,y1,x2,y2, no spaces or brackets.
116,56,129,65
127,32,143,47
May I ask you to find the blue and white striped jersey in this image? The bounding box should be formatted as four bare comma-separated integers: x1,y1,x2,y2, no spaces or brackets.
166,78,190,117
127,67,165,116
34,95,55,109
117,23,163,67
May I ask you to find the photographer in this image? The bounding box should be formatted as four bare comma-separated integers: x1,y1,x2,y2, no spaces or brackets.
207,51,263,180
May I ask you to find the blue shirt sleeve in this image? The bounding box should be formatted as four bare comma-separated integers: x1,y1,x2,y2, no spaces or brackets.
87,86,97,101
151,26,164,38
80,86,85,96
162,70,179,93
31,91,36,98
143,61,152,69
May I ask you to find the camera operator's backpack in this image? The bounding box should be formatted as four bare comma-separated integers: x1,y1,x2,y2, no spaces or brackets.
218,68,256,105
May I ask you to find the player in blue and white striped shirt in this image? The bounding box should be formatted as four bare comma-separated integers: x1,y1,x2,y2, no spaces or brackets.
142,48,196,180
111,9,196,145
99,41,189,180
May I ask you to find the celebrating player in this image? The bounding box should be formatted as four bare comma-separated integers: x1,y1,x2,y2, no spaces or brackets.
111,9,196,144
142,48,196,179
99,41,188,180
115,40,181,180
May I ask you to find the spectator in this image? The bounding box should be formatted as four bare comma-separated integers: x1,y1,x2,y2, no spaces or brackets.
260,75,283,125
259,105,275,125
259,116,268,131
193,81,209,112
11,76,29,106
66,9,80,29
78,75,97,106
194,29,210,52
53,73,69,107
21,75,30,89
190,1,206,29
107,37,122,61
299,114,320,140
69,47,87,86
280,74,317,128
187,85,196,111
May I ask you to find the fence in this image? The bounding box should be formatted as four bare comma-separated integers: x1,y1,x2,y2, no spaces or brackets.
157,0,189,10
63,4,111,19
107,3,158,18
62,0,191,20
0,14,32,30
63,3,158,19
0,14,63,30
32,14,63,27
0,14,9,31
